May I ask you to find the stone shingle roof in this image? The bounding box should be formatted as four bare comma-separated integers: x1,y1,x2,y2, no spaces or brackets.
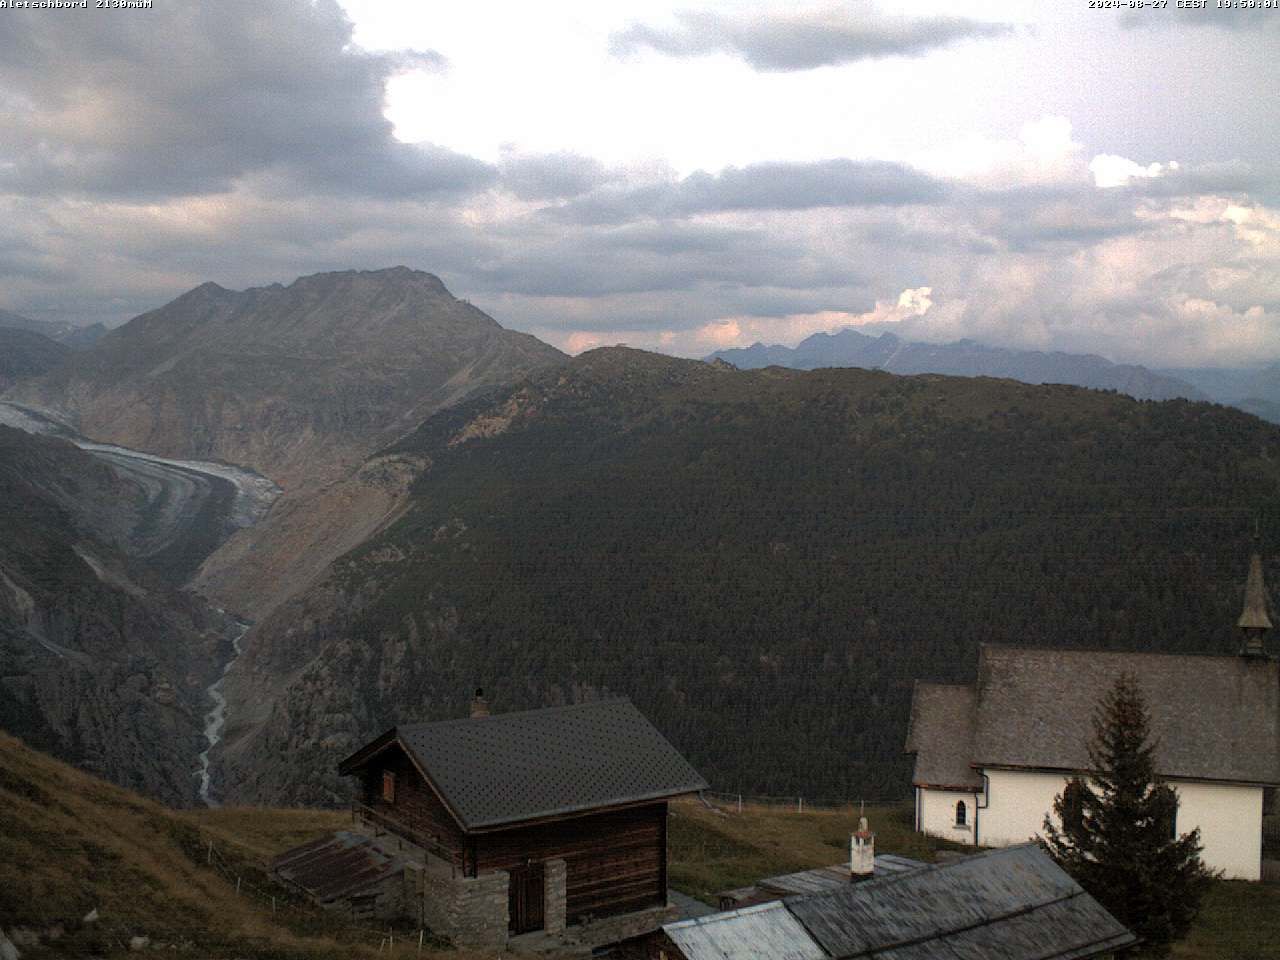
345,698,708,831
909,644,1280,787
671,845,1135,960
905,683,982,790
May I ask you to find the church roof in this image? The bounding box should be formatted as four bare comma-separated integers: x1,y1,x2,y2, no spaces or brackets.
338,698,708,831
904,682,982,790
908,645,1280,786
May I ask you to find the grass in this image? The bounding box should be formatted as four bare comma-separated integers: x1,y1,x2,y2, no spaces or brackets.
667,797,968,903
0,731,467,959
4,733,1276,958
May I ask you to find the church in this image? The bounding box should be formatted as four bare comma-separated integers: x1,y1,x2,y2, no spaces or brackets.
905,554,1280,881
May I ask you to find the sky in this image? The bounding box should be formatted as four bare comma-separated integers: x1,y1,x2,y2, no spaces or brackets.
1,0,1278,365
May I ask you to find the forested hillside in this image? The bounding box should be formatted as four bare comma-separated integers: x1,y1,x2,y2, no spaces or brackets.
221,349,1280,804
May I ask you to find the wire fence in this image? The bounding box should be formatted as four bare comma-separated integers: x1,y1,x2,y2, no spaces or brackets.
200,837,446,954
9,832,449,957
700,789,911,814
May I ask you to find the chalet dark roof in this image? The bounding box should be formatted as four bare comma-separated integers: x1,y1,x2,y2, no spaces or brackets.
340,698,708,830
909,644,1280,787
905,683,982,790
669,845,1135,960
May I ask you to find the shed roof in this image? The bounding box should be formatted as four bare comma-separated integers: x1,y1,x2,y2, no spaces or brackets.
907,644,1280,787
665,901,827,960
757,857,926,898
338,698,708,831
783,844,1135,960
904,683,982,790
271,831,403,904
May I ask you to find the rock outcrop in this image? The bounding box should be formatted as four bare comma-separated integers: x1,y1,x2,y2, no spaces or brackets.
10,267,565,492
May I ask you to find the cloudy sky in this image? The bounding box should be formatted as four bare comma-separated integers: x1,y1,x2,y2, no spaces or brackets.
2,0,1278,365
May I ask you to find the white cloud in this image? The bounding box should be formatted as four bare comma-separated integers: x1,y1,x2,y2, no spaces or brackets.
1090,154,1179,189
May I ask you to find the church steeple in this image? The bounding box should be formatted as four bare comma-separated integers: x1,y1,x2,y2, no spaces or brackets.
1238,552,1272,657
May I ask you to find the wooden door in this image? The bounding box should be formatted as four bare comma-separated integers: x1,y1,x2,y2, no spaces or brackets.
508,861,545,934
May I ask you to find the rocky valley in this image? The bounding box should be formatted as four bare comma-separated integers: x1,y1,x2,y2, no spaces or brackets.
9,268,1280,813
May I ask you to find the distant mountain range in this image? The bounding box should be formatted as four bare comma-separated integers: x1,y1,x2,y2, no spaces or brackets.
0,308,107,348
708,328,1208,403
0,327,71,391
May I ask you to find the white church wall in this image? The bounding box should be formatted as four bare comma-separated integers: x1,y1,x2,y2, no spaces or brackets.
917,787,980,841
928,769,1264,880
1172,781,1262,881
979,769,1067,848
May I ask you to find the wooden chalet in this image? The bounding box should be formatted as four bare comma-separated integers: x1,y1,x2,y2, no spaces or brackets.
336,696,708,944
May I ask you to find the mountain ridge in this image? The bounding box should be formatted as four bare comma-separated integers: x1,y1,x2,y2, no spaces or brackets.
708,327,1207,403
7,267,566,491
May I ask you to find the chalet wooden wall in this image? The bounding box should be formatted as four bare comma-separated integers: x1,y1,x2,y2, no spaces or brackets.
474,803,667,922
362,748,467,862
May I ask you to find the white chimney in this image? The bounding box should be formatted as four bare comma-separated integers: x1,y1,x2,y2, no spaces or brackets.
850,817,874,882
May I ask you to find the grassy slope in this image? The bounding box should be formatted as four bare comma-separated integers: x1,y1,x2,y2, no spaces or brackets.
0,731,463,959
3,731,1273,957
667,798,1280,960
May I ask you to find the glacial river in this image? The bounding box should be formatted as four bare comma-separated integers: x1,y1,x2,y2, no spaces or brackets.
0,400,280,806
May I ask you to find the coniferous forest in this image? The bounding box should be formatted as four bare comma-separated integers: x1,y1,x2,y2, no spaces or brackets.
229,349,1280,804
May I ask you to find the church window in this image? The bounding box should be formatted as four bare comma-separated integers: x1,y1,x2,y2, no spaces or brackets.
955,800,967,827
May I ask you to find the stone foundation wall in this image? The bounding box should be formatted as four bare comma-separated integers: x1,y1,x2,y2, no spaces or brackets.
417,867,509,951
564,902,677,951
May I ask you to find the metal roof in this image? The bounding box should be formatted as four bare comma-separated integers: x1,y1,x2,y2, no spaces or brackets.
784,844,1136,960
665,901,828,960
344,698,708,831
671,845,1135,960
271,831,403,904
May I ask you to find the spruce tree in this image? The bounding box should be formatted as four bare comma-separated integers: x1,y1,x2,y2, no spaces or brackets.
1041,672,1215,957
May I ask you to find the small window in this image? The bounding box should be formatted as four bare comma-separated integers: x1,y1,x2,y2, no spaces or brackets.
955,800,967,827
382,770,396,804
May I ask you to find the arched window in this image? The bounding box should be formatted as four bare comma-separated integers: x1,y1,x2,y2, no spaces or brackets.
955,800,967,827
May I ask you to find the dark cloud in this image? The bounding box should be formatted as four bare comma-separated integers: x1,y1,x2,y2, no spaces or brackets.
498,152,613,201
610,4,1015,71
0,0,492,200
549,159,947,224
1119,8,1280,30
1128,161,1280,203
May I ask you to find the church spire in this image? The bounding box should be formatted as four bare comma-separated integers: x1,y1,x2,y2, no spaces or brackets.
1238,552,1272,656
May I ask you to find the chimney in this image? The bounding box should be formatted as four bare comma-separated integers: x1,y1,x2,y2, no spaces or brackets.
469,688,490,718
850,816,874,883
1239,553,1273,658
